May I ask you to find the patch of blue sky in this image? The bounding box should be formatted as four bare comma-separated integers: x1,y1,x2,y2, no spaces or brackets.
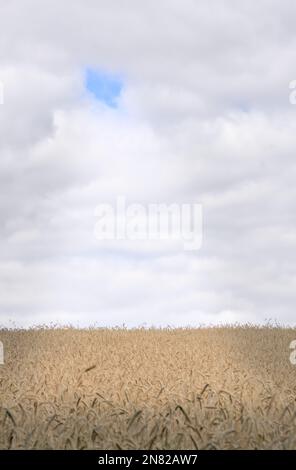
85,68,123,108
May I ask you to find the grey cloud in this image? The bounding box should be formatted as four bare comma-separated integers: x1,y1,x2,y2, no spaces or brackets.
0,1,296,326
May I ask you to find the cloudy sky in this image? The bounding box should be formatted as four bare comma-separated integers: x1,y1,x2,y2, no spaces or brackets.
1,0,296,327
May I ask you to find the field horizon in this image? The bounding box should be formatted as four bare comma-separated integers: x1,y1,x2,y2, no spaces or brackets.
1,325,296,450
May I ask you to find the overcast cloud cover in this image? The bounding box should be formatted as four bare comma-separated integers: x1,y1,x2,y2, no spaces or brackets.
1,0,296,327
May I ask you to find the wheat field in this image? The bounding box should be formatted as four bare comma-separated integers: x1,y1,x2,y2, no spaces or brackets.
0,326,296,450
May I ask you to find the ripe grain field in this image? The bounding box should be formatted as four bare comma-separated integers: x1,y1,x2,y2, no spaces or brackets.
0,326,296,450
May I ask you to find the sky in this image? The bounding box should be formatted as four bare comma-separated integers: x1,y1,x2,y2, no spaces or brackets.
85,68,122,108
0,0,296,327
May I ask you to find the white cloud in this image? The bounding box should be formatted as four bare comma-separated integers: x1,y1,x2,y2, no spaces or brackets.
0,1,296,326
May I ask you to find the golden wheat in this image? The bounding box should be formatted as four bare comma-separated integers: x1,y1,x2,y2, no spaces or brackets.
0,326,296,449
